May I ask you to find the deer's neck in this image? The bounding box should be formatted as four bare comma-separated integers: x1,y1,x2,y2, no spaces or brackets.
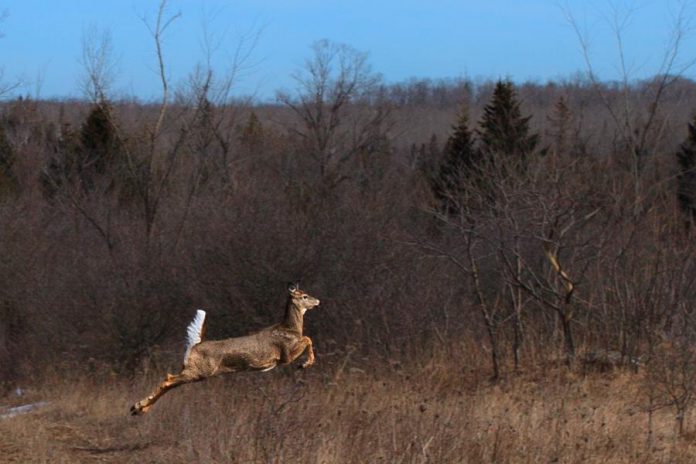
281,300,304,334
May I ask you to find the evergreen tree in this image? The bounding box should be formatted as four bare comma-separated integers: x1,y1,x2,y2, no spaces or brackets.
239,111,264,150
431,104,479,214
428,133,440,161
677,116,696,225
42,102,123,196
547,96,572,157
193,98,216,150
79,101,121,178
0,126,17,198
419,142,427,169
477,80,539,165
408,142,419,169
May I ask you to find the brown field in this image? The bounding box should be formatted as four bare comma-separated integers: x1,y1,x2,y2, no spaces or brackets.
2,347,695,464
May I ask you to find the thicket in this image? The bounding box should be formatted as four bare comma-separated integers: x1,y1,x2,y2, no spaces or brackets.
2,68,696,428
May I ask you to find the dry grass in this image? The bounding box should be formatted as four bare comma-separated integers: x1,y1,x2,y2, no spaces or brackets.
2,349,696,464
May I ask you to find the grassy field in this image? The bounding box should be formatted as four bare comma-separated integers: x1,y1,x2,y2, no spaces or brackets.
2,347,695,464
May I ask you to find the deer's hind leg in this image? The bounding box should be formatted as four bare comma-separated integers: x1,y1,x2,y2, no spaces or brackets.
130,371,200,415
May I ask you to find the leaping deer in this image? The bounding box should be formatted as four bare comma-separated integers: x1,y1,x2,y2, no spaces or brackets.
130,283,320,415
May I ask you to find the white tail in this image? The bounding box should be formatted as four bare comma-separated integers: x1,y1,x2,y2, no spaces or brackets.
183,309,206,363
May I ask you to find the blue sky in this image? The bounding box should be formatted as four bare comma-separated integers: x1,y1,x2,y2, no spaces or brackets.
2,0,695,101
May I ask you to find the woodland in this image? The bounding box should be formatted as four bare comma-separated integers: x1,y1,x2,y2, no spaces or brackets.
3,5,696,461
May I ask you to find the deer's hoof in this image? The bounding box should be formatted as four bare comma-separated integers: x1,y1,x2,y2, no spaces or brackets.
130,402,149,416
301,361,314,369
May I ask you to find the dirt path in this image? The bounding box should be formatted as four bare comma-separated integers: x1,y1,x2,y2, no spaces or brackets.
0,407,166,463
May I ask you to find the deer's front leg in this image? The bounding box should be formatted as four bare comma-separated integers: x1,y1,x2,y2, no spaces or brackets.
282,336,315,368
299,336,315,368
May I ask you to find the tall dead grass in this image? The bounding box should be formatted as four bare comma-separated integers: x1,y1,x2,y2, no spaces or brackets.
2,343,696,463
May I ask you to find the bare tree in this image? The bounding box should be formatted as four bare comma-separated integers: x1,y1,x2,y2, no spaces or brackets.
564,0,696,215
134,0,261,241
38,0,264,371
0,10,19,98
39,26,124,254
406,219,507,380
80,26,118,103
277,39,390,189
167,21,261,250
645,331,696,437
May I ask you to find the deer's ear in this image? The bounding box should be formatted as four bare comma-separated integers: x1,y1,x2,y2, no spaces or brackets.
288,282,299,293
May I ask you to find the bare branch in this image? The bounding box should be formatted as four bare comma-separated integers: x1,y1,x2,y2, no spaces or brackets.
143,0,181,141
80,25,118,102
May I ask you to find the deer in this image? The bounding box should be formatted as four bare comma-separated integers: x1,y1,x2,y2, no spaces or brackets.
130,283,320,415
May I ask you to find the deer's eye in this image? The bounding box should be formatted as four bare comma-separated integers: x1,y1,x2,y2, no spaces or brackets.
302,295,308,300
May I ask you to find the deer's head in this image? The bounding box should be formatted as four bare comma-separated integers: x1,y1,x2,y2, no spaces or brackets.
288,283,320,314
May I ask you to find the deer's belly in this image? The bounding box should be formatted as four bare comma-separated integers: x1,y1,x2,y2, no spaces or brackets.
217,347,280,372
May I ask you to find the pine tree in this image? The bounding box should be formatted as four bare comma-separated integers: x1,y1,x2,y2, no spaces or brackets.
547,96,572,157
413,134,440,177
79,101,120,176
0,126,17,198
193,97,216,150
408,142,419,169
477,80,539,165
428,133,440,161
42,102,123,197
677,116,696,225
239,111,264,149
431,104,478,214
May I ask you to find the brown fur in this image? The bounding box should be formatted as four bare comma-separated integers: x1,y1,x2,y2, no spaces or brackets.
130,284,320,415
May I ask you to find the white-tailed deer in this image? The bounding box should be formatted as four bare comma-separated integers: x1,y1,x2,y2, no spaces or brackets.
130,283,320,415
